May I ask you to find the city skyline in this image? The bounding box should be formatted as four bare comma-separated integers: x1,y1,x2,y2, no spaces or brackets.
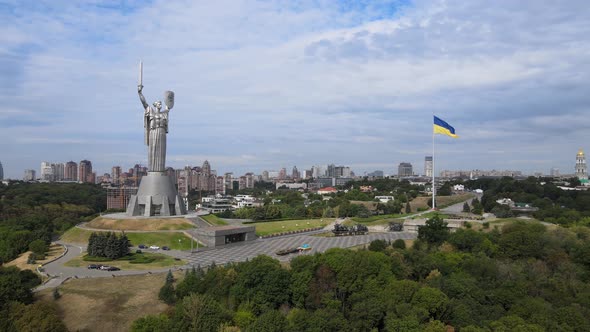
1,1,589,178
13,157,582,183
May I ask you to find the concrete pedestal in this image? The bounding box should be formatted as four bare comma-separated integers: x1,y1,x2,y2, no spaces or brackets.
126,172,187,217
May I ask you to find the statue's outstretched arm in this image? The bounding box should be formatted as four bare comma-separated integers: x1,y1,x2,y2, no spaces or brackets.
138,85,149,109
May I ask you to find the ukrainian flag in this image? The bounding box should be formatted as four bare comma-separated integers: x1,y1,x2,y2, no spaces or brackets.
433,116,458,138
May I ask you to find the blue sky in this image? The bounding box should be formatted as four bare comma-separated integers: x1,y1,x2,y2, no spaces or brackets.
1,0,589,178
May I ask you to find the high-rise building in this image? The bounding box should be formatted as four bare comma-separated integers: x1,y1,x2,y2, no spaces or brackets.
303,169,313,179
24,169,36,181
576,149,588,185
107,186,138,210
312,165,323,178
245,172,255,188
166,167,176,181
224,172,233,190
261,171,269,182
334,166,351,177
292,166,300,180
40,161,53,181
0,161,3,180
215,176,225,195
550,167,560,177
65,161,78,181
368,170,384,178
398,162,413,177
200,161,213,191
278,168,287,180
202,160,211,176
326,164,336,177
53,163,65,181
177,168,190,197
425,156,433,177
111,166,121,185
79,160,93,183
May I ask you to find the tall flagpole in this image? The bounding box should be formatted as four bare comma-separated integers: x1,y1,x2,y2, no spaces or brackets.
432,115,436,210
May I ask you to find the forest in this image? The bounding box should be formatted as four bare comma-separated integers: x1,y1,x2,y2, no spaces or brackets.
132,217,590,332
0,182,106,263
463,177,590,225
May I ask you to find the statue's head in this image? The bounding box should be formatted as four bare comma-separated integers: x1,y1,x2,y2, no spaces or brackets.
153,101,162,110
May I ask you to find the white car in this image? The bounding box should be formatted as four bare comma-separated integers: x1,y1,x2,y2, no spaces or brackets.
149,245,160,250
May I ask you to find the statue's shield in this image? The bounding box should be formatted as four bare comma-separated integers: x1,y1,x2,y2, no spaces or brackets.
164,91,175,109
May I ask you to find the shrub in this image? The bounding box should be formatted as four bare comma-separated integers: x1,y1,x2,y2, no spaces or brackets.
392,239,406,249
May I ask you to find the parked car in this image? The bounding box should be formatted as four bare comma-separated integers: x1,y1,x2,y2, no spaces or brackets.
99,265,111,270
162,246,170,251
138,244,147,249
149,245,160,250
106,266,120,271
135,249,142,254
87,264,100,269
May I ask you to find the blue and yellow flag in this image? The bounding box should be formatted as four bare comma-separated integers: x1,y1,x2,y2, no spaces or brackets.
433,116,458,138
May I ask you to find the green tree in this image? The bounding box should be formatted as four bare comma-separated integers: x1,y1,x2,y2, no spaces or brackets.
489,315,544,332
0,267,39,309
175,266,201,299
498,221,547,259
131,314,170,332
247,310,287,332
392,239,406,249
159,277,176,305
9,302,67,332
462,202,470,213
28,239,47,257
368,239,388,252
411,286,450,321
418,216,449,246
231,256,291,314
172,293,230,332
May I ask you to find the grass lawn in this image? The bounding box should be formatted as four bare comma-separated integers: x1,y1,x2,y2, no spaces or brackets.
59,227,94,244
64,252,185,270
415,212,450,219
348,213,409,226
409,193,474,212
36,271,184,332
86,217,195,231
253,218,335,236
469,217,553,232
59,228,199,249
201,214,228,226
4,243,65,280
126,233,199,250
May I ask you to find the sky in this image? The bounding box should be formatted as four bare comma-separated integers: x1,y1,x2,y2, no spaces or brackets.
1,0,589,179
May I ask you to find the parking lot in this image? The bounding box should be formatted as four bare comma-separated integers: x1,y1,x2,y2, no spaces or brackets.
184,231,417,266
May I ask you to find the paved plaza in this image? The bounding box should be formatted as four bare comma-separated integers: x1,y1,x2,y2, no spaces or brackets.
184,231,417,266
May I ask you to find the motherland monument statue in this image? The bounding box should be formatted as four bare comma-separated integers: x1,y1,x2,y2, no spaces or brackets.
126,61,187,217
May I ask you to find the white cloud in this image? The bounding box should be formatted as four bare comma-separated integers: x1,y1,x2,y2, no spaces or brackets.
1,0,589,178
